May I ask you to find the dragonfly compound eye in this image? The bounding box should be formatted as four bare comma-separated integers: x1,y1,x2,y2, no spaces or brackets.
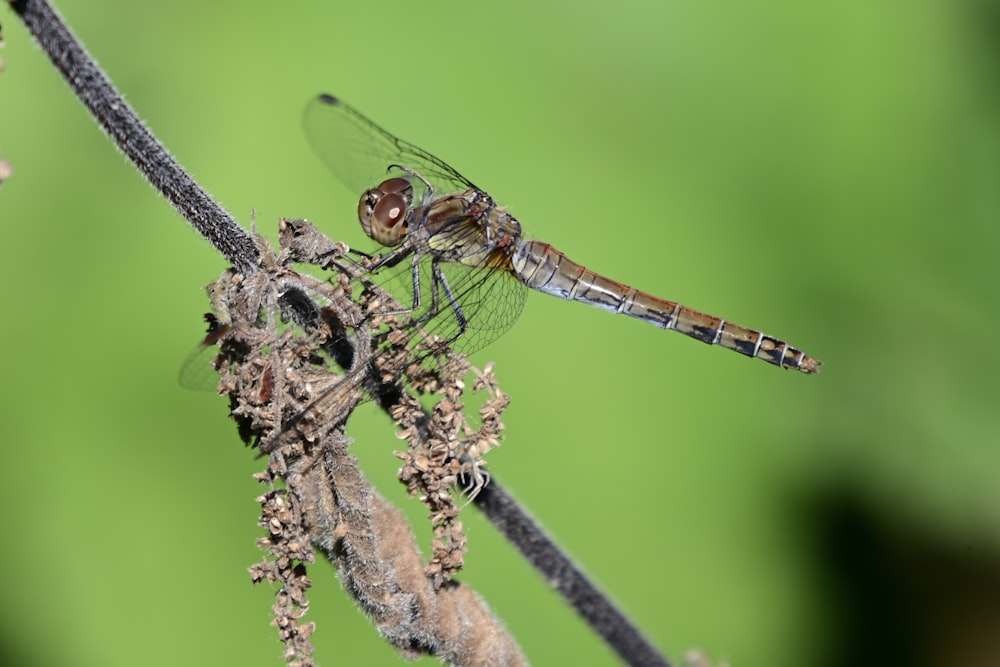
357,189,409,247
378,177,414,198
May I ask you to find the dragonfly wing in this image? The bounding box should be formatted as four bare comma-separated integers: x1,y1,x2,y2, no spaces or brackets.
303,94,477,200
363,244,526,357
434,255,527,355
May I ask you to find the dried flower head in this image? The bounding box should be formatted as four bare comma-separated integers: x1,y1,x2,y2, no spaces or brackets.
191,218,518,664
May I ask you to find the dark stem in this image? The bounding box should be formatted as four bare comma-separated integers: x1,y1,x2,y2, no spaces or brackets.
10,0,260,275
11,2,669,665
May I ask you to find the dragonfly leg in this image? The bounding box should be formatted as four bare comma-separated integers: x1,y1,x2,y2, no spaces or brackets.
314,246,372,280
366,241,415,272
408,250,423,313
364,253,468,347
387,163,435,207
427,260,469,342
373,250,425,319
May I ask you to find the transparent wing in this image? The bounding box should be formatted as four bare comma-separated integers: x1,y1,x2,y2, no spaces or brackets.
303,94,477,200
440,260,528,347
178,316,231,391
365,230,527,356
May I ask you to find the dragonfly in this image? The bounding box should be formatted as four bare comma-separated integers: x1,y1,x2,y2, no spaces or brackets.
303,94,821,374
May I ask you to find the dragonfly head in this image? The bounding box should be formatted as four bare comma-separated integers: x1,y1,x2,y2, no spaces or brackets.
358,177,413,247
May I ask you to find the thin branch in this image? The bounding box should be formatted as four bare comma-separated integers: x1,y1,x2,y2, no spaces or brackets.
10,0,260,275
11,2,670,665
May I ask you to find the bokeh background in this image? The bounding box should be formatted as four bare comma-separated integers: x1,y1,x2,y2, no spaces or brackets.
2,1,999,665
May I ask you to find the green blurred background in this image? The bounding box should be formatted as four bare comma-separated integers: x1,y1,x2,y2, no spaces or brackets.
2,1,999,665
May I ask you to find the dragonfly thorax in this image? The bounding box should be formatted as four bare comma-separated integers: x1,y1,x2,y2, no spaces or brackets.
358,176,413,247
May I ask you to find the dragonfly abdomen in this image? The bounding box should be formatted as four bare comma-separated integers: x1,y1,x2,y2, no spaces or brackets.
511,240,821,373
